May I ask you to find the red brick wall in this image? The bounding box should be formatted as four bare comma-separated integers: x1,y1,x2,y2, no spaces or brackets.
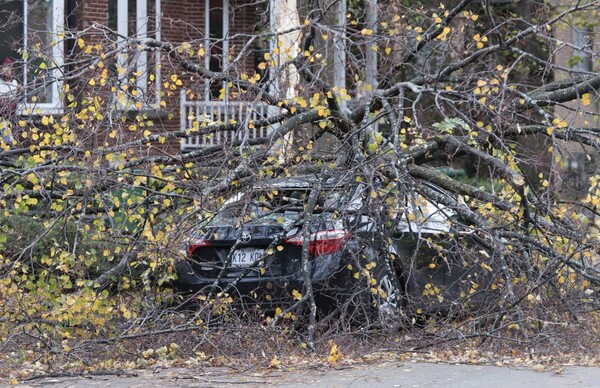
71,0,264,152
75,0,268,148
76,0,108,28
161,0,265,100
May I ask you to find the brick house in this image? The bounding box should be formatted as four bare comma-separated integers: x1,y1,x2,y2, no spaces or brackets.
2,1,596,171
552,3,599,194
0,0,273,152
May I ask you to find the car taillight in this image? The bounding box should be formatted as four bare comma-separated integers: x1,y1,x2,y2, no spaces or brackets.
283,229,349,256
187,239,211,256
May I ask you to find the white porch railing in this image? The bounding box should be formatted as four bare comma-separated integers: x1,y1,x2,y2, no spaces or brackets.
180,90,274,152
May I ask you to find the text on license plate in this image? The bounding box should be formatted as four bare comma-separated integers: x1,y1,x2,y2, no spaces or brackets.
231,249,265,267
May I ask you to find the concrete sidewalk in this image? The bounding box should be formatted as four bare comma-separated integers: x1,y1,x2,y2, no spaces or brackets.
17,361,600,387
282,361,600,387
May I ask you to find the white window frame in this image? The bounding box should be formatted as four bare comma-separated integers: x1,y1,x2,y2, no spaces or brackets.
20,0,64,115
115,0,162,110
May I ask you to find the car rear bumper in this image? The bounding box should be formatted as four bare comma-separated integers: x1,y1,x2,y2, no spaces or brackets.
173,256,349,310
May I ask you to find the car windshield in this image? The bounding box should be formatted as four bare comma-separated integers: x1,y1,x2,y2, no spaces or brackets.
210,188,347,226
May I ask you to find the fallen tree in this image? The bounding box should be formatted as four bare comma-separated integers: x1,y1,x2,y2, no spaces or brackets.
1,0,600,370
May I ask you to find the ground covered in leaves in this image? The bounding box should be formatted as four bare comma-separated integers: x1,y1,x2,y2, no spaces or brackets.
2,310,600,385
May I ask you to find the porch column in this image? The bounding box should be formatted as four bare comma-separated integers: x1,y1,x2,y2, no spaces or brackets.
270,0,300,159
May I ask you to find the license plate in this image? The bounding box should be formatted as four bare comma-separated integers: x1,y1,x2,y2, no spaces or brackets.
230,248,265,268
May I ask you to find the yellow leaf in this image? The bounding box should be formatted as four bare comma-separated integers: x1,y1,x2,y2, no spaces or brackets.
120,304,131,319
582,93,591,106
328,342,341,365
269,357,281,368
292,289,302,300
361,29,373,36
480,262,493,272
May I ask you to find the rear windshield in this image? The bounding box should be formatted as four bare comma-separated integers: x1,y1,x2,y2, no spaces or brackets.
211,188,348,226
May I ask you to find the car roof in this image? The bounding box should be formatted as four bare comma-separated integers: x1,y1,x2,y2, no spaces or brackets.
250,173,356,190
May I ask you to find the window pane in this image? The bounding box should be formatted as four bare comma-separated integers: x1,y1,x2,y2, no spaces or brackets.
108,0,161,109
208,0,224,99
0,1,23,63
26,0,54,104
572,26,593,72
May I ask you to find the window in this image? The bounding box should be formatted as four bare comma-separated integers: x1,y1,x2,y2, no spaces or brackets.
212,188,347,225
0,0,64,114
204,0,271,99
108,0,161,110
572,26,594,72
204,0,228,100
